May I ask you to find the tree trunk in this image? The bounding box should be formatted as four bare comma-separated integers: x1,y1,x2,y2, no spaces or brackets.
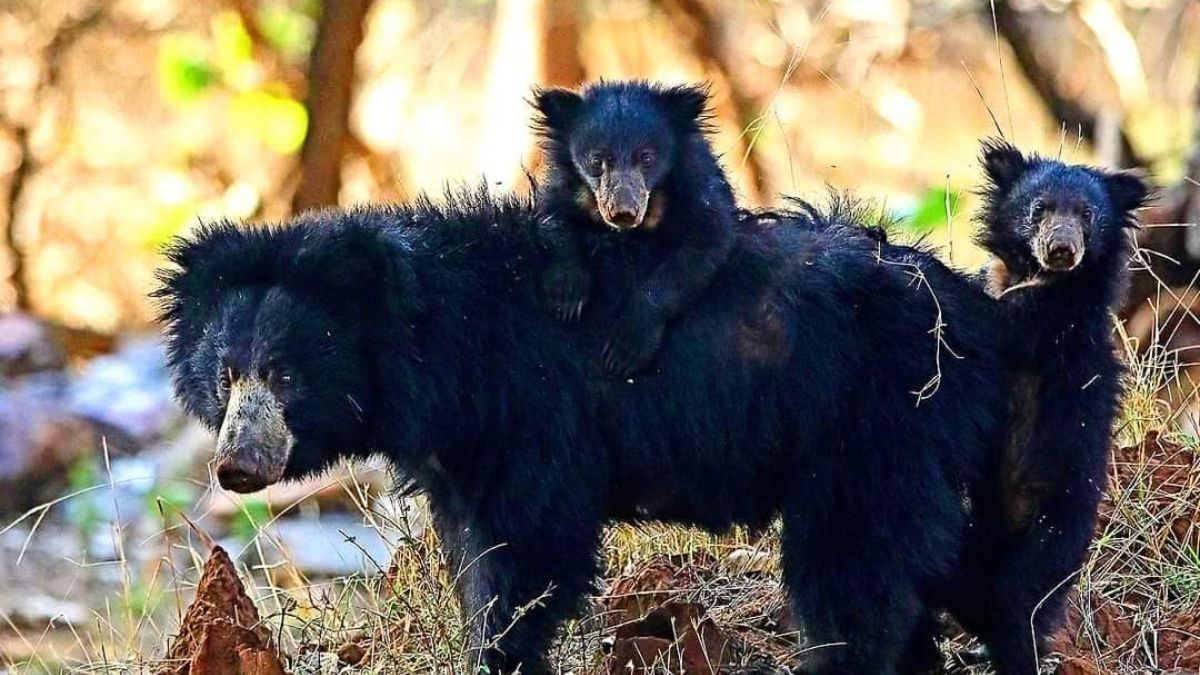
291,0,376,214
657,0,769,204
540,0,585,89
989,0,1144,168
1124,73,1200,316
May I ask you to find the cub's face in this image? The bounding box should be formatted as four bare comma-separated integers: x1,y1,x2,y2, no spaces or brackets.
533,82,710,231
978,139,1148,277
566,119,675,231
1001,170,1110,273
187,287,372,493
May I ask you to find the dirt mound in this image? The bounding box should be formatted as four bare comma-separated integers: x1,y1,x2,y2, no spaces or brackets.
159,546,286,675
597,554,793,674
601,555,706,628
608,600,735,674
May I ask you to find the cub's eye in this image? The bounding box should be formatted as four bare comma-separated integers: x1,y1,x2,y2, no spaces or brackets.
638,149,657,168
1030,200,1047,220
1081,206,1095,222
586,154,604,177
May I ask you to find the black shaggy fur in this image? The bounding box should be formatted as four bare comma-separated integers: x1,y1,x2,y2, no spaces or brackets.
903,140,1150,675
157,187,1011,675
531,81,736,376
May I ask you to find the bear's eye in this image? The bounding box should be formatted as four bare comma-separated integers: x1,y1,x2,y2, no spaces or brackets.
638,149,656,168
586,154,604,177
269,369,294,391
1030,200,1047,220
218,368,234,394
1080,205,1095,222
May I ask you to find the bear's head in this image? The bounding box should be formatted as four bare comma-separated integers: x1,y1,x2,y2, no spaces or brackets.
531,80,712,231
156,214,417,492
976,138,1149,283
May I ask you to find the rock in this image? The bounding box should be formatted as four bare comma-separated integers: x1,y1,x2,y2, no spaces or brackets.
68,337,180,442
264,516,400,577
601,555,704,628
609,636,674,673
188,620,286,675
1056,656,1102,675
0,313,64,377
1158,607,1200,672
724,547,775,576
335,641,365,667
0,373,93,513
159,546,287,675
3,592,89,627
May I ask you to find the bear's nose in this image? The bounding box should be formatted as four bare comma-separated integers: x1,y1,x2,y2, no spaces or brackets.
1044,240,1079,270
216,457,270,493
608,209,639,228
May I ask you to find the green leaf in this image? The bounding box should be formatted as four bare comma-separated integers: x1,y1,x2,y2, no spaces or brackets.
230,90,308,154
259,2,318,61
212,11,255,74
230,499,273,543
148,482,195,520
902,186,962,235
140,202,198,251
157,34,217,105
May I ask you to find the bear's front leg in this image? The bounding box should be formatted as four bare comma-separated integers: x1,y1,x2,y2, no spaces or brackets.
434,505,601,674
543,257,592,324
602,300,665,377
537,214,592,324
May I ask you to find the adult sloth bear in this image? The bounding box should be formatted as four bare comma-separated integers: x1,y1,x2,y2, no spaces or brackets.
157,189,1007,675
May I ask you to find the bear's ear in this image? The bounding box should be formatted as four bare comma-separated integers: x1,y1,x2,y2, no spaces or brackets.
531,87,583,136
1102,169,1151,223
155,220,283,337
290,219,423,319
979,138,1030,196
659,83,712,131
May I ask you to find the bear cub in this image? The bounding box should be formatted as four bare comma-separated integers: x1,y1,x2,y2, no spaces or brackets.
532,81,736,376
906,140,1150,675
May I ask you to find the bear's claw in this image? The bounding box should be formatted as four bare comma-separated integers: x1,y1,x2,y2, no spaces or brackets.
602,309,665,377
543,263,591,325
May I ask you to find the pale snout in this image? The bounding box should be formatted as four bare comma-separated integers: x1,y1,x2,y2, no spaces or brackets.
596,170,649,230
214,377,293,493
1035,217,1086,272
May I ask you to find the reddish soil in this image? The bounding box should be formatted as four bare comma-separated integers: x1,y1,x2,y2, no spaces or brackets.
600,555,747,674
159,546,287,675
1050,433,1200,675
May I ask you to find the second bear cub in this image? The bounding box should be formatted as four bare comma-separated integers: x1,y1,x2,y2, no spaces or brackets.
531,81,736,377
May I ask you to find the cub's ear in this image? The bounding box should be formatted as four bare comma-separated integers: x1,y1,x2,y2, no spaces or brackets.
531,87,583,136
1103,169,1151,222
979,138,1030,195
659,83,712,131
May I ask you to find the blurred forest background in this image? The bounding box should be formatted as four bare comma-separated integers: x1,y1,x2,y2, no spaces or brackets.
2,0,1200,673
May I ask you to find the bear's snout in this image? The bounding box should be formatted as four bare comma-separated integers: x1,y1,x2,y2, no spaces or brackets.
214,377,293,493
1036,216,1086,273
